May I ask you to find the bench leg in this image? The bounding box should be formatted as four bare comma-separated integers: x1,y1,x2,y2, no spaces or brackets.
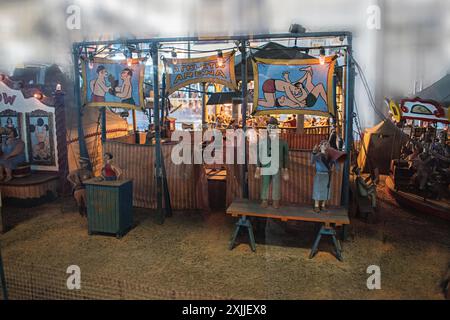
309,224,343,262
247,219,256,252
229,222,241,250
229,216,256,252
309,226,322,259
331,233,343,262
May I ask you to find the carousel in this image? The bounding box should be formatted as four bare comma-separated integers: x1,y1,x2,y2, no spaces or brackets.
385,75,450,221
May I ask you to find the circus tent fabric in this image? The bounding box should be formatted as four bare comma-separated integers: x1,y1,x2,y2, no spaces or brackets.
357,120,408,174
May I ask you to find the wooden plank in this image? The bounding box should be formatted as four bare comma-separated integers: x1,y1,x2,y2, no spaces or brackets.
84,178,132,187
0,173,58,186
226,199,350,225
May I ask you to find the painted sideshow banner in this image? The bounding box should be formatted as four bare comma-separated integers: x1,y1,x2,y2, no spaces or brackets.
252,57,336,116
26,110,55,166
164,51,237,95
82,58,145,109
399,97,449,124
0,109,22,139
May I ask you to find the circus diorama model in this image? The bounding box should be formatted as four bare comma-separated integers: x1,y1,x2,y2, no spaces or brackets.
385,78,450,220
0,15,449,303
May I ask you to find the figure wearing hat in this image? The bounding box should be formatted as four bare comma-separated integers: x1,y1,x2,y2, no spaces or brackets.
67,157,93,217
255,117,289,209
311,140,345,212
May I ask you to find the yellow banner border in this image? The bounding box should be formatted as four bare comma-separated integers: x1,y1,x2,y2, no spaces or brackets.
165,51,237,95
251,56,336,116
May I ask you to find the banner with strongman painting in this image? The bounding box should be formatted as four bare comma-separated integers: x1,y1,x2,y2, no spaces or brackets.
164,51,237,95
252,57,336,116
82,58,145,109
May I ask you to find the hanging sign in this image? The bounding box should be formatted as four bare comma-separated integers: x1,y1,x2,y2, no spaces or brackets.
386,98,402,122
399,97,448,124
164,51,237,95
252,57,336,116
81,58,145,109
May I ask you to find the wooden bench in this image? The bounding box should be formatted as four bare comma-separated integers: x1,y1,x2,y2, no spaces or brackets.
226,199,350,261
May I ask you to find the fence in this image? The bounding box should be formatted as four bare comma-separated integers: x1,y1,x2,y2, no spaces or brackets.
103,139,209,211
0,260,237,300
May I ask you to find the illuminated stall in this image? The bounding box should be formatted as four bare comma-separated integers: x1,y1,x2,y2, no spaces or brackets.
71,31,355,250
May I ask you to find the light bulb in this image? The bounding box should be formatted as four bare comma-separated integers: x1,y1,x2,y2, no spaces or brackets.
319,47,326,65
127,57,133,67
34,92,43,100
217,50,224,67
171,48,178,65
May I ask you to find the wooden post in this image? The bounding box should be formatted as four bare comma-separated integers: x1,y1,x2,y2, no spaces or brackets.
53,88,71,195
132,109,137,132
296,114,305,134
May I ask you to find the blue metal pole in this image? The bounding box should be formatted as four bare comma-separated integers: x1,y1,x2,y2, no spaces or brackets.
341,35,355,207
152,43,164,224
73,32,352,47
101,107,106,143
73,44,92,169
240,41,249,199
0,244,8,300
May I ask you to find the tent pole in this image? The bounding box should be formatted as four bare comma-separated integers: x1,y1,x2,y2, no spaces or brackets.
341,36,355,208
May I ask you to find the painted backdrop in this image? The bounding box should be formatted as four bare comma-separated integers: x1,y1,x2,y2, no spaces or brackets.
82,58,145,109
252,57,336,116
164,51,237,95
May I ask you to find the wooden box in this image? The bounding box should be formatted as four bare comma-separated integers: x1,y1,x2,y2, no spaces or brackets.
85,179,133,238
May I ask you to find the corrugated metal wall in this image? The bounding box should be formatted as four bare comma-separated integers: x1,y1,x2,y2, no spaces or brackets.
103,140,208,210
226,151,344,207
280,133,328,150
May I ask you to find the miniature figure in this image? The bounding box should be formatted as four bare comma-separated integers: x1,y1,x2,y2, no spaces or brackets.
0,127,26,182
353,167,377,209
255,117,289,209
101,152,122,181
67,157,93,217
311,140,336,212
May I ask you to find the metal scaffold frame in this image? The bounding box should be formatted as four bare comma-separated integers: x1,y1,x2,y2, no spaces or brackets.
71,31,355,221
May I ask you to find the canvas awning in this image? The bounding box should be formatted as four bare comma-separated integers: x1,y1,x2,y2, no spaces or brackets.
234,42,315,81
415,73,450,106
206,92,241,105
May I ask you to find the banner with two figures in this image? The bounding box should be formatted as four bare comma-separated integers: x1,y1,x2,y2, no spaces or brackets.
82,58,145,109
252,57,336,116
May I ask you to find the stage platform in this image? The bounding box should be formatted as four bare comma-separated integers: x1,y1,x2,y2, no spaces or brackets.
0,172,59,202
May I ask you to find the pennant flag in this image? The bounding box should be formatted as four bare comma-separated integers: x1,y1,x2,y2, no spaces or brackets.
164,51,237,94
